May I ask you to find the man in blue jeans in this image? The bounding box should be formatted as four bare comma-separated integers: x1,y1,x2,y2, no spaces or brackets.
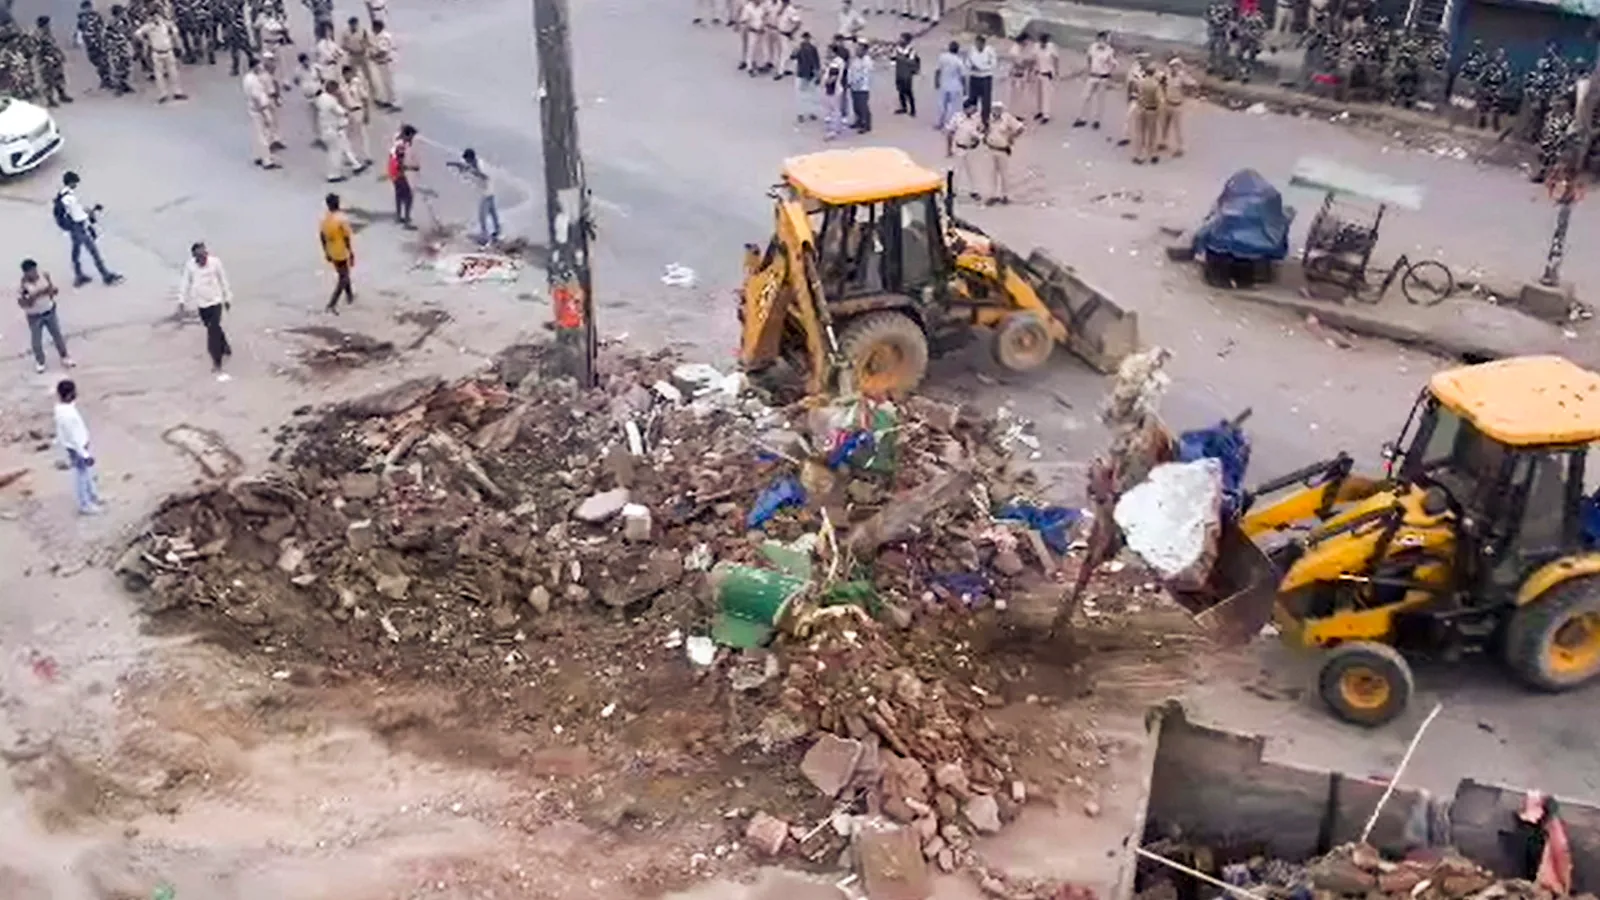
54,171,123,287
53,378,104,516
448,148,501,247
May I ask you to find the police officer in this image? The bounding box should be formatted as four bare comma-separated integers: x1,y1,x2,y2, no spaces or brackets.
315,79,364,181
983,99,1024,204
134,8,184,100
304,0,334,37
1479,47,1512,131
1006,32,1035,120
339,63,373,167
1534,89,1574,183
1116,50,1150,148
34,16,71,105
1233,7,1265,82
0,24,37,102
77,0,112,90
1034,33,1058,123
106,4,136,94
216,0,249,75
243,57,282,168
369,20,397,110
313,20,344,82
340,14,372,89
1388,27,1421,108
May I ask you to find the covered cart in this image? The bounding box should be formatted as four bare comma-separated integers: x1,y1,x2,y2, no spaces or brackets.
1291,157,1425,293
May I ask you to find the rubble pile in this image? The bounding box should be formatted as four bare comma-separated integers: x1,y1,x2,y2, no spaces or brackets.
112,344,1107,882
1139,842,1586,900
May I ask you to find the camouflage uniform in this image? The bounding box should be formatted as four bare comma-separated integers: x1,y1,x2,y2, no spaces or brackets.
1232,9,1265,81
1534,95,1574,182
173,0,211,63
33,16,70,104
127,0,155,81
77,2,112,89
1478,48,1512,131
1203,0,1233,76
0,25,38,102
1520,43,1568,141
1388,29,1421,108
303,0,333,34
106,3,134,93
216,0,249,74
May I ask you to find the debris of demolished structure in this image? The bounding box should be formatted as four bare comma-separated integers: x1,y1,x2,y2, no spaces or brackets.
114,343,1106,895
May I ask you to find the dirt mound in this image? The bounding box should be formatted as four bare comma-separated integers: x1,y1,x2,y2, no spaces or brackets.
115,343,1113,887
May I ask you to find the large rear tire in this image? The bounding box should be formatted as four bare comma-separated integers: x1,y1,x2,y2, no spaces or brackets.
837,311,929,399
1505,576,1600,691
1317,641,1413,727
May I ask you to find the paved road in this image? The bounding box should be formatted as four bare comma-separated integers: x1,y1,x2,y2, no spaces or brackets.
0,0,1598,895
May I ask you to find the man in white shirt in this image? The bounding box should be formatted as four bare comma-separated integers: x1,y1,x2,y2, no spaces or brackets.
837,0,865,43
178,241,235,377
243,58,283,169
1074,30,1116,129
55,171,123,288
738,0,764,72
54,378,104,516
965,35,996,124
448,148,501,247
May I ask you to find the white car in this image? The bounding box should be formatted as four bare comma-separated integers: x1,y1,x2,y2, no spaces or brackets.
0,96,63,177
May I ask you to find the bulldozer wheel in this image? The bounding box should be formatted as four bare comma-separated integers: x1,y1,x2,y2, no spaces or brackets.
1316,641,1413,728
837,311,929,399
1505,576,1600,691
993,314,1055,372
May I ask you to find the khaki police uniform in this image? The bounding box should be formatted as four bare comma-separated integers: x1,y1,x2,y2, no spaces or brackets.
1035,38,1058,121
314,89,362,180
984,105,1024,201
370,28,397,108
135,16,184,100
948,109,983,198
1132,71,1162,163
1006,41,1036,119
738,0,763,70
1158,59,1195,155
341,72,373,164
243,69,281,166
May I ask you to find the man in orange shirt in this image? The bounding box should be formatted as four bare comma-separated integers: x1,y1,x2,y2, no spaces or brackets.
320,192,355,312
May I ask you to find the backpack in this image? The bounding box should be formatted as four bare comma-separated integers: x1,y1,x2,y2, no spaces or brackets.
52,191,73,232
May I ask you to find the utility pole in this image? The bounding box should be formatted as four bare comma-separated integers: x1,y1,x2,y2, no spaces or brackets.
533,0,598,388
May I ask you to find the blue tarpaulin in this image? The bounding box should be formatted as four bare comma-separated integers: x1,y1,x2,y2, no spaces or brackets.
1192,169,1295,262
1177,420,1252,517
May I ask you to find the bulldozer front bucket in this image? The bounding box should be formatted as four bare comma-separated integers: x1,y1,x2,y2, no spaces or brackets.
1166,523,1281,645
1013,248,1141,374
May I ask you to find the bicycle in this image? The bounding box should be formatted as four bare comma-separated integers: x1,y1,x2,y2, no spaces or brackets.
1352,254,1455,307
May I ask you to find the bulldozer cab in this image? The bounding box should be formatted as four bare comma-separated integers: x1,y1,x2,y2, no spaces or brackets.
786,148,951,307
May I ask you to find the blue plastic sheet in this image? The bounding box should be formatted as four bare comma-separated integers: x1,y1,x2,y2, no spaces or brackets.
746,475,806,529
1191,169,1295,262
994,502,1083,556
827,431,873,469
933,572,993,605
1177,420,1252,517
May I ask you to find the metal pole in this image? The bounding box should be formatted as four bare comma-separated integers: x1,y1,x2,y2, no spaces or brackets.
1542,186,1575,287
533,0,597,388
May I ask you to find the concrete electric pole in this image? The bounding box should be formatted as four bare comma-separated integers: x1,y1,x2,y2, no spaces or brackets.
533,0,598,388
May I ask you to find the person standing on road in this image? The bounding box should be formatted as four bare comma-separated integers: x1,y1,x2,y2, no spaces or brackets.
341,15,373,89
837,0,865,44
296,52,325,147
847,40,873,133
1034,33,1057,122
369,20,398,110
1117,50,1150,148
1006,33,1036,119
387,123,419,228
933,40,965,137
822,42,847,139
947,100,983,199
965,34,996,125
54,379,104,516
448,148,501,246
366,0,387,27
1130,58,1162,164
756,0,781,74
243,58,283,168
105,4,136,95
54,172,123,288
791,31,821,122
313,22,345,82
77,1,112,90
218,0,251,76
737,0,762,73
772,0,799,77
983,100,1024,204
340,64,374,167
1073,31,1115,129
134,10,186,102
892,31,919,117
177,241,234,378
33,16,73,106
315,79,364,182
18,260,74,374
320,192,356,312
1158,57,1195,156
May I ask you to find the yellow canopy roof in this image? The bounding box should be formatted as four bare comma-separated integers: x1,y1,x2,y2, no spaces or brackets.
1429,356,1600,446
782,147,944,205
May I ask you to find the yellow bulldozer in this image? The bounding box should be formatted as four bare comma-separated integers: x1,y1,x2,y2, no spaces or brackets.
1185,355,1600,727
737,147,1140,397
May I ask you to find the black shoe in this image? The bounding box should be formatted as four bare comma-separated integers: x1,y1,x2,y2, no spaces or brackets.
104,273,124,285
270,140,286,151
1116,138,1129,146
73,275,92,287
1072,118,1086,127
61,95,74,103
174,93,188,100
737,62,747,70
1150,156,1160,164
1092,121,1101,129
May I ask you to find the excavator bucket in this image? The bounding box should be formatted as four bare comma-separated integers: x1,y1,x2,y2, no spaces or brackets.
1013,248,1142,374
1165,523,1281,645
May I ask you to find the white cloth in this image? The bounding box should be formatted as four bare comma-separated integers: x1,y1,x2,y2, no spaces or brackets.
54,402,90,457
180,255,232,309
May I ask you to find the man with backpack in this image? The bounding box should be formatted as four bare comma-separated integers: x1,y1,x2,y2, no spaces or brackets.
53,172,123,288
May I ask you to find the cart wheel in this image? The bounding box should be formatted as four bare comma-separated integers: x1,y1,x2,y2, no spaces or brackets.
1402,260,1455,307
1316,641,1413,727
993,313,1054,372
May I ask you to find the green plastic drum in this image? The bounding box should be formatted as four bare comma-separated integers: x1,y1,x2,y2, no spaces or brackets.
709,562,808,648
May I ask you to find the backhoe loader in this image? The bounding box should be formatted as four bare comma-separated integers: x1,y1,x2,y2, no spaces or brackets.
1175,355,1600,728
737,147,1141,398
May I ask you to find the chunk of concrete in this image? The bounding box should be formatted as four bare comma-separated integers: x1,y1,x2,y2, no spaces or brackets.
346,520,376,552
963,794,1001,834
800,734,865,798
574,488,630,523
1113,457,1223,589
621,504,652,542
855,817,931,900
745,811,790,856
339,472,381,500
1517,280,1576,324
526,585,552,615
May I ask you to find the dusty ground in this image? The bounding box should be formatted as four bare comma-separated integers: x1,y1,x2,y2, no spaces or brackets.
2,0,1599,895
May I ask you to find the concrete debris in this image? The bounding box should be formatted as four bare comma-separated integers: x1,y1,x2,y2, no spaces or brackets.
575,488,631,523
801,734,866,798
745,811,790,856
1113,458,1223,589
855,817,930,900
621,503,652,542
963,793,1001,834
